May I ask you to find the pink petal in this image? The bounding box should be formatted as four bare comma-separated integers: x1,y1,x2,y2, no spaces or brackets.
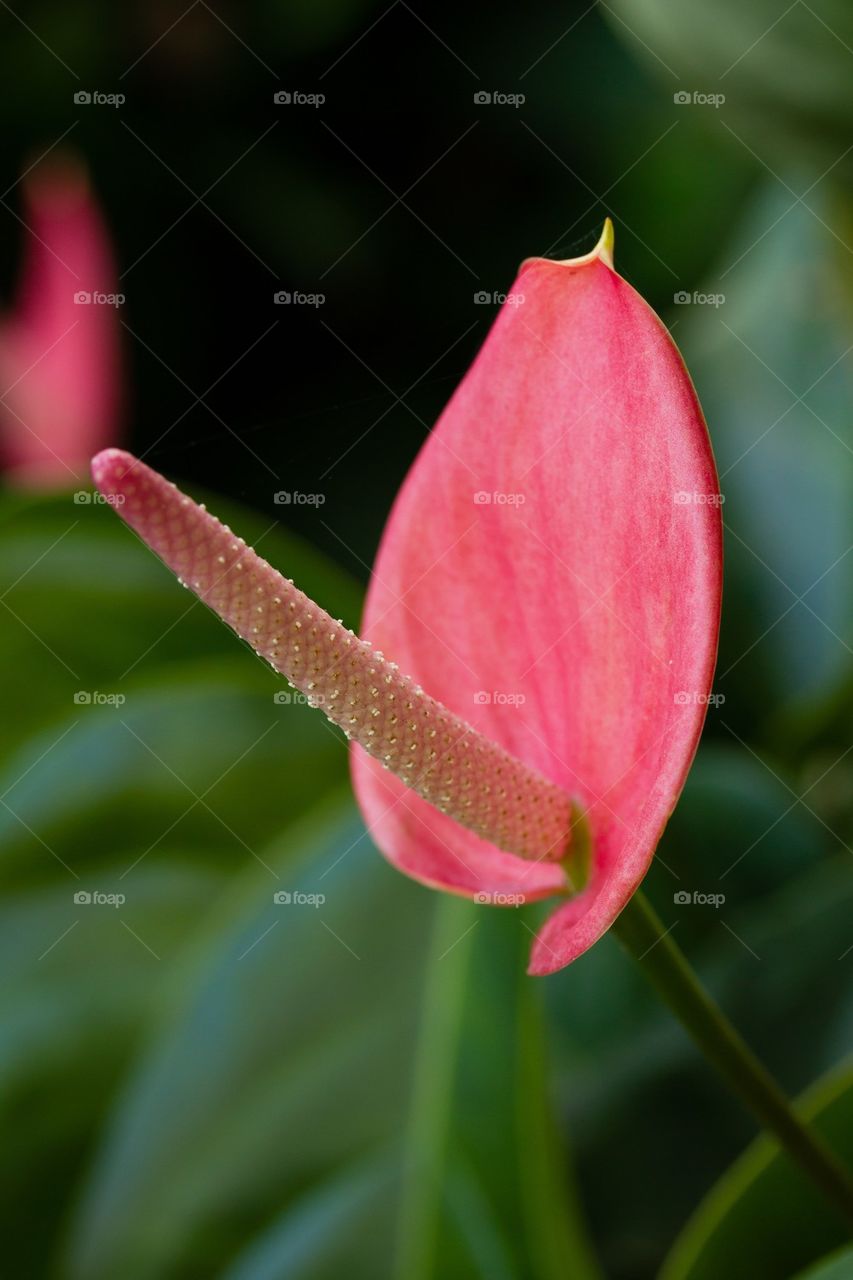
352,243,722,973
0,157,123,486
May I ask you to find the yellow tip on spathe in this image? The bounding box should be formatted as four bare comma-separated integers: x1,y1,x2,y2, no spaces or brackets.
556,217,615,269
522,218,616,274
596,216,615,268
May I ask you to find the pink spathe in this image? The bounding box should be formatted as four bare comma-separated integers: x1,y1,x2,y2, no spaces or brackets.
352,232,721,973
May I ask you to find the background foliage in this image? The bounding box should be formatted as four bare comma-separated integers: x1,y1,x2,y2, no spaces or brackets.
0,1,851,1277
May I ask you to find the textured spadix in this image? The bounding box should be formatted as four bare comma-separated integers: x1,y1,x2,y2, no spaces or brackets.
92,449,575,875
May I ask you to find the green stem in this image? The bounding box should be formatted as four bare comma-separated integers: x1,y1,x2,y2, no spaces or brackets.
394,897,476,1280
612,889,853,1229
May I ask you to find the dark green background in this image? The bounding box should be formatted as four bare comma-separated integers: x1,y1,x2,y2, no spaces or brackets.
0,2,851,1278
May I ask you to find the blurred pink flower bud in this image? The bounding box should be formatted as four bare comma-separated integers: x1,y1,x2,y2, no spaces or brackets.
0,156,123,485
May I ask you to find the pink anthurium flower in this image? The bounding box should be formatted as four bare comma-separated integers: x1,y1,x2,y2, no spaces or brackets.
0,156,123,485
92,222,722,975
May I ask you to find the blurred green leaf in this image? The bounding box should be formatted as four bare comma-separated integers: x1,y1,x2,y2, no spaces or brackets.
792,1244,853,1279
397,900,601,1280
657,743,824,905
0,485,361,884
0,670,345,883
546,840,853,1277
604,0,853,164
63,798,421,1279
0,486,360,749
659,1062,853,1280
678,184,853,726
221,1155,398,1280
0,859,224,1277
60,802,598,1280
0,482,362,1274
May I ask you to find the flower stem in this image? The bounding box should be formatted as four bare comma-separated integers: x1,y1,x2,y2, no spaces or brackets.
611,889,853,1228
